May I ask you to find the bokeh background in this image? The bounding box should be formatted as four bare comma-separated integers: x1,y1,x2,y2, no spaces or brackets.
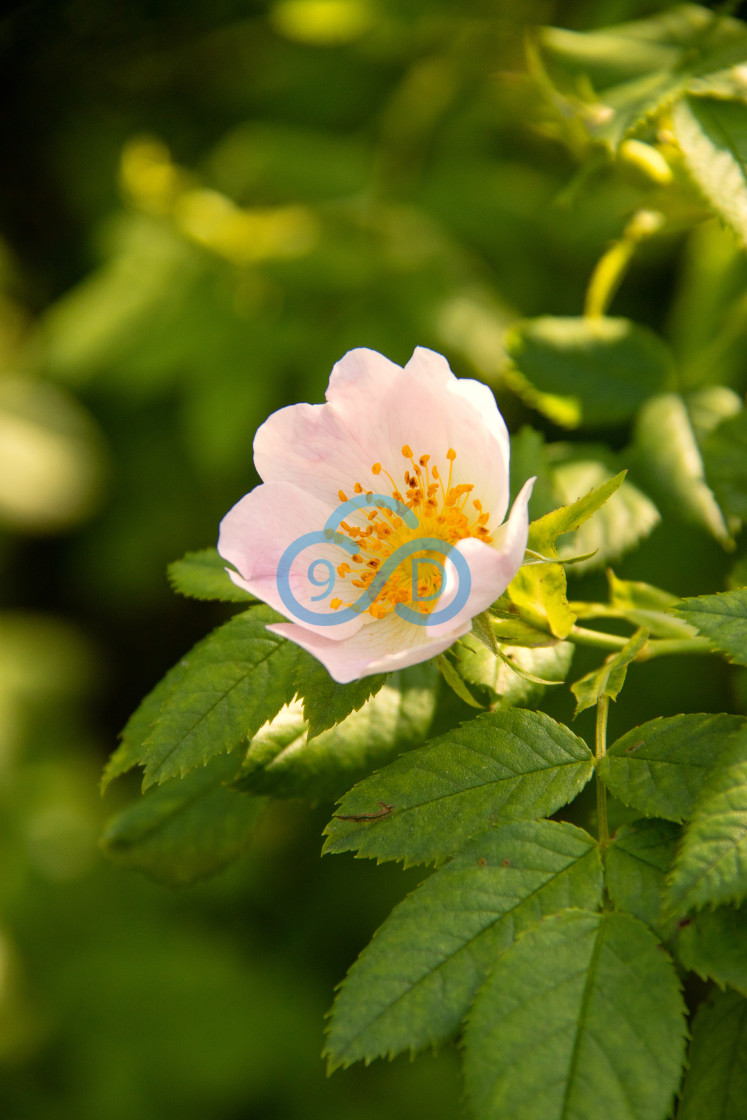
2,1,745,1117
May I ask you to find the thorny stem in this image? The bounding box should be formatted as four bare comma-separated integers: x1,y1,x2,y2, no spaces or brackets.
595,696,610,848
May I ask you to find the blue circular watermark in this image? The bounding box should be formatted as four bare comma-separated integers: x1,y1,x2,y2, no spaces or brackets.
276,493,472,627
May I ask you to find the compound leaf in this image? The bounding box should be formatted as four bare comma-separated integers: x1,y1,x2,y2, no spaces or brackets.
675,587,747,666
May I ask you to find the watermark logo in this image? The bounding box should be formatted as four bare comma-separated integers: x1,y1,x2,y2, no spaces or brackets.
276,493,471,627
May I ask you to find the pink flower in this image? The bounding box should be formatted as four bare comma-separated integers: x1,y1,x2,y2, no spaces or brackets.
218,347,534,683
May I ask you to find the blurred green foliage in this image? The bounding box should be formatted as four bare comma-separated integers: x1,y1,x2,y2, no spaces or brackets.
2,0,747,1116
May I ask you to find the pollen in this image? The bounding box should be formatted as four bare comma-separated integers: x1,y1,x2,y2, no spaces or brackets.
334,443,493,622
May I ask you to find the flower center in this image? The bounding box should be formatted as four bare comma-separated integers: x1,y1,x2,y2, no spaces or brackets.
330,445,492,620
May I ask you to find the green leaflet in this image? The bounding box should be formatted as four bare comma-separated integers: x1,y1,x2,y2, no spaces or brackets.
295,659,387,741
508,471,626,639
325,821,601,1069
598,712,745,822
505,316,672,427
673,95,747,250
324,824,600,1066
633,393,732,545
571,628,648,715
666,725,747,912
323,709,594,867
167,547,255,603
135,606,301,788
464,909,686,1120
674,905,747,996
702,405,747,522
100,752,265,886
455,635,574,708
601,570,695,639
233,664,438,803
678,989,747,1120
604,819,680,936
675,587,747,666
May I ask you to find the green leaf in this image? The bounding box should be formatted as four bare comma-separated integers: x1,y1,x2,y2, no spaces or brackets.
674,904,747,995
505,317,672,427
138,606,301,789
702,406,747,522
323,709,594,867
233,664,438,803
455,634,574,709
552,461,660,573
436,653,486,708
673,95,747,249
100,753,265,885
508,471,626,639
598,712,745,822
167,547,255,603
677,989,747,1120
675,587,747,665
571,628,649,716
633,393,732,545
604,819,680,935
102,655,191,792
295,658,387,740
666,725,747,912
463,909,686,1120
325,821,602,1068
601,570,695,639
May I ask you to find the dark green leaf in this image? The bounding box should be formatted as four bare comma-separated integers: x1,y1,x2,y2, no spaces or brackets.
325,821,602,1068
666,725,747,911
101,752,265,885
678,989,747,1120
296,658,387,740
464,909,686,1120
139,606,301,788
323,709,594,866
571,628,649,716
674,904,747,995
604,818,680,935
234,664,437,803
505,317,672,427
598,712,745,822
673,95,747,249
675,587,747,666
167,547,255,603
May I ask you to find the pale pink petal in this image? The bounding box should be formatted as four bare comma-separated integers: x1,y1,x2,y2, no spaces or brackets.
268,613,471,683
426,477,535,640
218,481,365,640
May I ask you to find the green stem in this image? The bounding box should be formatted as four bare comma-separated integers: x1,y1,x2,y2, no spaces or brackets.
584,210,664,318
569,626,628,652
595,696,610,848
568,625,713,659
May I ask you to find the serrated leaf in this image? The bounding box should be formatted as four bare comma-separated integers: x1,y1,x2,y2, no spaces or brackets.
323,709,594,867
675,587,747,665
102,655,191,792
702,405,747,522
666,725,747,912
464,909,686,1120
604,818,680,935
673,95,747,248
138,605,301,788
571,628,648,716
505,317,672,427
673,904,747,995
633,393,732,545
678,989,747,1120
325,821,602,1068
508,471,626,639
167,547,255,602
553,461,659,573
455,635,574,709
100,752,265,885
234,664,438,803
598,712,745,822
296,658,387,741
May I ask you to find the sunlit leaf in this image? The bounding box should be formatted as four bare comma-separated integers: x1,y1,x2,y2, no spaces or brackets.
571,628,648,715
325,821,601,1067
675,587,747,665
323,709,593,866
463,910,686,1120
702,405,747,522
455,634,574,709
673,95,747,248
598,712,745,821
167,548,255,603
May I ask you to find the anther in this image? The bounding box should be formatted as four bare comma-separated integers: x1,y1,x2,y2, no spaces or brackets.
371,463,382,475
401,444,413,458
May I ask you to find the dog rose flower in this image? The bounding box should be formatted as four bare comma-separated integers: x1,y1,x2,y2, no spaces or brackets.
218,347,534,682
